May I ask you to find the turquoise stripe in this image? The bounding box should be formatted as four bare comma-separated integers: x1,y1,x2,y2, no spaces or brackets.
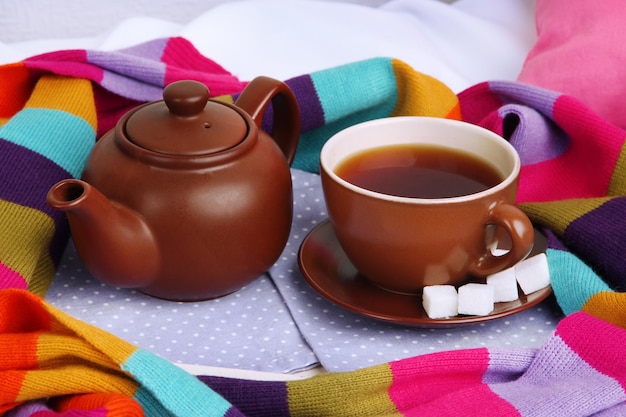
310,57,397,124
124,349,233,416
0,108,95,178
547,248,612,315
295,58,399,173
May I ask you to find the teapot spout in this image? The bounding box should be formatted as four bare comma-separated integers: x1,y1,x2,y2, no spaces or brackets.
47,179,159,288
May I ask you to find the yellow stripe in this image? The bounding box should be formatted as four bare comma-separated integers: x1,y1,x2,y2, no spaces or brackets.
214,95,235,104
287,363,397,416
18,365,137,401
0,200,56,296
42,299,138,364
519,197,610,236
5,290,140,403
36,333,129,371
608,141,626,196
390,59,460,119
582,291,626,330
25,76,97,133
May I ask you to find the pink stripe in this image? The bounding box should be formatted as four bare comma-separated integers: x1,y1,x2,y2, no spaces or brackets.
557,312,626,390
24,50,105,83
516,158,597,202
475,109,505,137
516,95,625,202
0,262,28,290
458,82,505,126
389,348,516,416
162,38,245,96
522,94,626,201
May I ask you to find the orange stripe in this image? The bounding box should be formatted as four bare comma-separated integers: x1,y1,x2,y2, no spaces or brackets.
0,63,33,118
57,393,144,417
0,292,49,406
445,101,462,121
0,371,28,405
0,333,41,369
0,289,51,332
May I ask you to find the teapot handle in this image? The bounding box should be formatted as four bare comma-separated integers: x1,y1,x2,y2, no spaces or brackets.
235,76,301,165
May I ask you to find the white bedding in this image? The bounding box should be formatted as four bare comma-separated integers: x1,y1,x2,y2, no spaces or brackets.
0,0,535,92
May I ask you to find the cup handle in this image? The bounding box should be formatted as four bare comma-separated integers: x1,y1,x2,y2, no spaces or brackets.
469,203,535,277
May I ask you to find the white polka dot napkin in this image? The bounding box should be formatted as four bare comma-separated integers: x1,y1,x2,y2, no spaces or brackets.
45,169,564,374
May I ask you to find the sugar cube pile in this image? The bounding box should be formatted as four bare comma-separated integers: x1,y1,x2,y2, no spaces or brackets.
421,253,551,319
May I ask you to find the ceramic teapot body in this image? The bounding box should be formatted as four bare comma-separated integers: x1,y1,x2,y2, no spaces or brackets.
47,77,300,301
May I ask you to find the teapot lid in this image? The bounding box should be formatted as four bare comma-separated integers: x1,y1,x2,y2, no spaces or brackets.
124,80,247,156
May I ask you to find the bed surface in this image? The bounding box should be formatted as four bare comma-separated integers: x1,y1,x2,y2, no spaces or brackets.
0,0,536,92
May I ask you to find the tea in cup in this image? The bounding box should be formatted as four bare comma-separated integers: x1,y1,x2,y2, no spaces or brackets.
320,116,534,294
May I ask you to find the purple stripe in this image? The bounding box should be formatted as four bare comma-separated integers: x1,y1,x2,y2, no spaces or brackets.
247,74,324,136
482,348,535,385
198,376,290,417
545,228,569,251
285,74,325,132
0,139,71,216
488,80,560,117
6,400,52,416
87,49,166,101
232,74,321,153
0,139,72,268
225,407,248,417
489,335,624,416
486,81,569,166
498,104,569,165
118,37,169,59
564,197,626,290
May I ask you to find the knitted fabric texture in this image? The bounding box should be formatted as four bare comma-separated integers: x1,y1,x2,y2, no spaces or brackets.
2,290,625,416
1,37,626,415
0,289,241,416
201,311,626,417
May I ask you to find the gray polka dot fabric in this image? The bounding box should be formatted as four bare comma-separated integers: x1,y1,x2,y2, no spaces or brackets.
46,169,564,373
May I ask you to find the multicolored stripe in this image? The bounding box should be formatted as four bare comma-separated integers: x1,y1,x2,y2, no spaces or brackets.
286,57,460,173
198,312,626,416
3,286,626,416
0,289,241,416
458,80,626,326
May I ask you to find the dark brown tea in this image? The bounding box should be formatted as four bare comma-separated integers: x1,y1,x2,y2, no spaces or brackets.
335,144,503,198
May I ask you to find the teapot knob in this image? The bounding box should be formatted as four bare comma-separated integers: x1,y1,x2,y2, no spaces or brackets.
163,80,210,117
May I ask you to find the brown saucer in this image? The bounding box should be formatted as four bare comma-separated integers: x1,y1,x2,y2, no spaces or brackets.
297,220,552,327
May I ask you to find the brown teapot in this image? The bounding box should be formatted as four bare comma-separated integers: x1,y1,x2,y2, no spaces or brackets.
47,77,300,301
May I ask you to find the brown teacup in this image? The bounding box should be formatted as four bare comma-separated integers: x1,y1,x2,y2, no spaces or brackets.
320,116,534,294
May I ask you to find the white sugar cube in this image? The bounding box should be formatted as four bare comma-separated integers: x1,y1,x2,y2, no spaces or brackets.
422,285,458,319
515,253,551,295
486,267,519,302
457,283,494,316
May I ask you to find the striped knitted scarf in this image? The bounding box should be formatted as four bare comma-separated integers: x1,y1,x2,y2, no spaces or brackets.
1,37,626,415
